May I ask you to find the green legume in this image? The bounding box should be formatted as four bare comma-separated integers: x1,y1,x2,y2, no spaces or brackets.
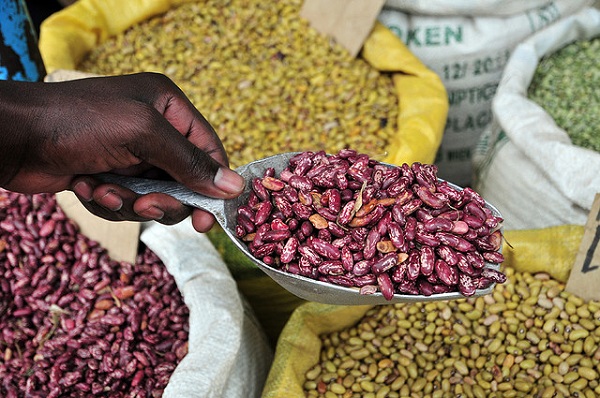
528,36,600,152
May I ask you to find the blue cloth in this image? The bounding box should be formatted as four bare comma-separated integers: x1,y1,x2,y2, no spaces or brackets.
0,0,45,81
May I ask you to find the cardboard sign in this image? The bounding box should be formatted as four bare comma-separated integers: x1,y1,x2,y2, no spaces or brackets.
300,0,386,57
565,193,600,301
56,191,141,264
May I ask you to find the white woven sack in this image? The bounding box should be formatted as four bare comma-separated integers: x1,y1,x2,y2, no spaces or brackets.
473,8,600,230
384,0,559,17
141,219,273,398
378,0,592,186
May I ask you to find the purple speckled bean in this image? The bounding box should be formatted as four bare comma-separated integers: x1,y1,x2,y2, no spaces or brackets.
376,211,392,236
279,168,293,182
317,228,332,242
377,273,394,300
332,235,353,249
325,189,342,213
318,260,345,276
327,275,354,287
432,283,454,294
420,246,435,276
406,251,421,281
327,222,345,238
391,261,408,283
435,259,458,286
436,232,475,252
475,277,494,290
397,279,419,295
311,238,341,260
272,195,292,219
386,176,410,197
436,180,463,202
298,245,322,265
387,222,407,252
462,213,485,229
423,217,453,233
414,185,448,209
262,229,291,243
352,260,372,277
391,203,406,225
415,230,440,247
436,245,459,266
252,242,277,258
381,167,401,190
456,255,478,276
462,187,487,208
482,251,505,264
291,202,312,220
353,274,377,287
401,198,423,216
458,273,477,296
252,178,269,201
418,279,435,296
371,252,399,275
337,200,356,225
466,251,485,269
404,217,417,241
237,213,255,234
254,201,272,225
289,175,313,191
363,229,380,260
438,209,462,221
341,246,354,271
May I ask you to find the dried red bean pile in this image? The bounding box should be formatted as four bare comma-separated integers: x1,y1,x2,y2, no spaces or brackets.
235,150,507,299
0,190,189,398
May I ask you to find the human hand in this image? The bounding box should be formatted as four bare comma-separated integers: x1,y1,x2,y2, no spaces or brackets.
0,72,245,232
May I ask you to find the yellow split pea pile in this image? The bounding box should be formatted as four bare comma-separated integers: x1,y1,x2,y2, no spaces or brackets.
79,0,399,168
304,267,600,398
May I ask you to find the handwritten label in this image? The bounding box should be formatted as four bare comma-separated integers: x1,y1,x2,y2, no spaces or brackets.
300,0,385,57
565,194,600,301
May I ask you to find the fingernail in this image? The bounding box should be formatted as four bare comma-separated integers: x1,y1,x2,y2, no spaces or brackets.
101,191,123,211
214,168,245,195
73,181,93,202
138,206,164,221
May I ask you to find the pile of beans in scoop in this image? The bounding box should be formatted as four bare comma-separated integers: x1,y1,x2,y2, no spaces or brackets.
235,150,506,299
0,190,188,397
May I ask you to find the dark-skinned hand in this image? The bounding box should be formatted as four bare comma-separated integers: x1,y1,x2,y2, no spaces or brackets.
0,72,245,232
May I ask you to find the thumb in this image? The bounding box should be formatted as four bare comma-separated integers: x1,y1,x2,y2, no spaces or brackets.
141,126,245,199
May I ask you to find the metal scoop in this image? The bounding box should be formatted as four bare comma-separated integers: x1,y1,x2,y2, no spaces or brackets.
96,153,502,305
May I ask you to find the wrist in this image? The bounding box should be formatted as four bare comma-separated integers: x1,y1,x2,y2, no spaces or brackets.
0,81,45,189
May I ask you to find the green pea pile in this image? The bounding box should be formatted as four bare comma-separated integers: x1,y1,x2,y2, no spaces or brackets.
304,267,600,398
78,0,399,168
528,36,600,152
